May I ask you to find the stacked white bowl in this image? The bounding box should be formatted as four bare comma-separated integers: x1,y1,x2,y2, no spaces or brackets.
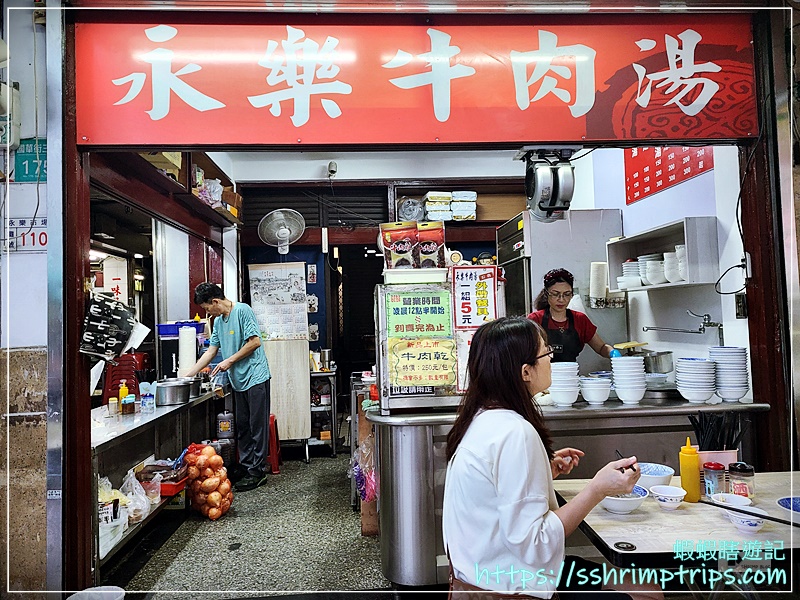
637,253,663,285
708,346,749,402
675,244,687,280
549,362,580,406
579,376,612,405
646,260,668,285
675,358,716,403
611,356,647,404
618,261,642,289
663,252,684,283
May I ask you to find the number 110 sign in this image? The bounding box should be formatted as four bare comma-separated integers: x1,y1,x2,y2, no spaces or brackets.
5,217,48,253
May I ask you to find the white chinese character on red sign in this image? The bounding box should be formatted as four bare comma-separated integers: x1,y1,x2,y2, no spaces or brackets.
248,26,353,127
632,29,721,117
112,25,225,120
511,30,597,118
383,28,476,123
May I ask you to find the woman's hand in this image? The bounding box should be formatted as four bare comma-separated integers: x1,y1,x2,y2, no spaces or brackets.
550,447,585,478
588,456,641,497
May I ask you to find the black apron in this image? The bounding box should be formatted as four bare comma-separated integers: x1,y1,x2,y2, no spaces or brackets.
542,308,583,363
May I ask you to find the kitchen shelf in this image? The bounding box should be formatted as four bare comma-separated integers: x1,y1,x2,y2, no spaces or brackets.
607,216,719,293
98,495,171,568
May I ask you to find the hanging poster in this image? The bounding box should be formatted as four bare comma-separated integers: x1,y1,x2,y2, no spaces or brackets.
248,262,308,340
385,289,451,338
455,330,475,393
624,146,714,205
387,338,457,388
452,265,498,330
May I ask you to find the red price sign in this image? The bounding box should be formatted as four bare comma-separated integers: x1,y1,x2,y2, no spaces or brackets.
625,146,714,205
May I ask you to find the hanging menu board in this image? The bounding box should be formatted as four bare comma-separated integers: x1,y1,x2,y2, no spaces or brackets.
387,338,457,388
248,262,308,340
385,289,452,338
452,265,498,330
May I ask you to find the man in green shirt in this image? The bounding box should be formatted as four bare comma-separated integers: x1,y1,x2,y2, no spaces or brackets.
187,283,272,492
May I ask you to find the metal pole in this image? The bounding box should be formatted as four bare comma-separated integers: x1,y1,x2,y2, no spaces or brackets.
44,0,64,590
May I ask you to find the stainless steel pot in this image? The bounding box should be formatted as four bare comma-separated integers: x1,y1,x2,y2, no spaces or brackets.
180,376,202,397
155,378,191,406
643,351,673,374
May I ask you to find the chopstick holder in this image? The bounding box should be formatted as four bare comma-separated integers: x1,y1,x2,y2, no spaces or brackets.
697,498,799,528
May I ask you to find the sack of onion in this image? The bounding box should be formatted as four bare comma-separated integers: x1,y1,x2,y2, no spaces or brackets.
183,442,233,520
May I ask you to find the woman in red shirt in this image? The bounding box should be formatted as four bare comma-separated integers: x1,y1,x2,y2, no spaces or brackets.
528,268,616,363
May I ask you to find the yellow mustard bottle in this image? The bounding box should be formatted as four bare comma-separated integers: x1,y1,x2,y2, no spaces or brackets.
679,437,701,502
193,313,201,322
118,379,129,400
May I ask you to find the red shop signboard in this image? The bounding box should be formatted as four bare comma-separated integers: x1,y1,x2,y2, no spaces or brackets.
74,15,757,146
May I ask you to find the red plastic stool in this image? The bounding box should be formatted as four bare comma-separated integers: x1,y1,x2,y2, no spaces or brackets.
267,414,282,474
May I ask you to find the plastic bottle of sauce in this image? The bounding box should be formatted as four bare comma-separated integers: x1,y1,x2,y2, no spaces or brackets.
679,437,701,502
118,380,129,400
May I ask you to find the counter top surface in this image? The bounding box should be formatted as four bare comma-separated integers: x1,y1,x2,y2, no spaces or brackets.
91,389,219,453
366,399,770,426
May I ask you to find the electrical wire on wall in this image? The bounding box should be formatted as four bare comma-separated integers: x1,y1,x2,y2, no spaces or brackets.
714,92,771,296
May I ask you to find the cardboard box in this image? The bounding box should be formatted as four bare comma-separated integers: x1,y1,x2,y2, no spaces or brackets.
214,206,241,224
140,152,182,171
222,190,243,210
164,489,187,511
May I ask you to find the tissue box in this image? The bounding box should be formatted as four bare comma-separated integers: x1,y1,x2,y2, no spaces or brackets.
422,191,452,203
426,211,452,221
452,190,478,201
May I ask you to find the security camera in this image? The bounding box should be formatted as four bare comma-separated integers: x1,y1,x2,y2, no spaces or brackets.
327,161,338,177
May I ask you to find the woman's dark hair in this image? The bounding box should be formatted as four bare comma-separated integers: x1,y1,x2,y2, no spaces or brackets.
445,317,554,461
534,268,575,310
194,282,225,305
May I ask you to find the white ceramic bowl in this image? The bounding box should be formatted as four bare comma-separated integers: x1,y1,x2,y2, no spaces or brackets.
728,507,767,534
549,388,579,406
600,485,649,514
650,485,687,511
716,388,748,401
646,271,669,285
710,493,752,519
664,270,684,283
637,463,675,489
616,386,647,403
645,373,668,385
580,386,611,404
678,388,715,402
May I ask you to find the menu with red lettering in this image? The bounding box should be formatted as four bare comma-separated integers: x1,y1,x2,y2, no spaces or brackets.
625,146,714,205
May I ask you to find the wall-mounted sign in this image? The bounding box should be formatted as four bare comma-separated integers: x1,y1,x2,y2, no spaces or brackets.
387,338,457,387
385,289,452,338
14,138,46,182
452,265,498,330
4,217,47,253
624,146,715,204
74,17,756,145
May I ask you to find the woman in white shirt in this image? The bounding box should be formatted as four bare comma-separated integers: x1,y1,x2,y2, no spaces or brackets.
443,317,662,599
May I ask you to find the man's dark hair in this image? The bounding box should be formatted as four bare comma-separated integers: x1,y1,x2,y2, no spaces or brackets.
194,282,225,305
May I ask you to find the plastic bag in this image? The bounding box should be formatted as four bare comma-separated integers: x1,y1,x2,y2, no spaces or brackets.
349,433,377,502
121,469,150,524
140,472,162,505
199,178,224,207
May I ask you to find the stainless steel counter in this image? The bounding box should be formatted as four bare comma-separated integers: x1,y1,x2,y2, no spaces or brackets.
365,399,770,586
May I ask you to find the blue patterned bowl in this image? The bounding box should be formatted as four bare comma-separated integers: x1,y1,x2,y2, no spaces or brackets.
650,485,686,511
728,507,767,534
776,497,800,515
600,485,649,514
637,463,674,489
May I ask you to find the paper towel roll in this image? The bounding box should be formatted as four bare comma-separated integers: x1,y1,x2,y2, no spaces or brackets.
178,326,197,377
589,262,608,299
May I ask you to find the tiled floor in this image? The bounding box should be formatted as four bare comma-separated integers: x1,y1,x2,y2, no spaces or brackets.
104,447,391,598
103,446,710,600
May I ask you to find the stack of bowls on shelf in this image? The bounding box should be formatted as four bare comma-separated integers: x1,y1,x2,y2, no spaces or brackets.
646,260,668,285
675,244,688,280
549,362,580,407
709,346,750,402
611,356,647,404
675,358,716,403
663,252,684,283
618,261,642,289
579,376,612,405
637,253,663,285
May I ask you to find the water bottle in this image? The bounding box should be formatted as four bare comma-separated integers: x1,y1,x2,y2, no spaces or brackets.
141,393,155,414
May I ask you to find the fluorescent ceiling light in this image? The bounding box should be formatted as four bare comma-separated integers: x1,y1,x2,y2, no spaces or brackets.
134,253,144,259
